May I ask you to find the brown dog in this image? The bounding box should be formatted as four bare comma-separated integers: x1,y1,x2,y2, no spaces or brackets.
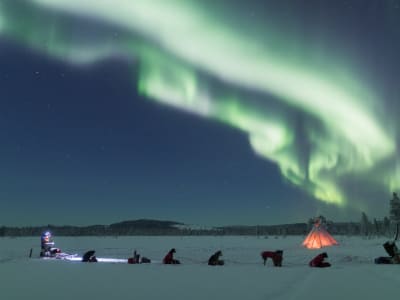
261,250,283,267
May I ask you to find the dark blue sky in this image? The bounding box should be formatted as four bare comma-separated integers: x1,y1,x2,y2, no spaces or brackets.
0,40,312,226
0,0,399,226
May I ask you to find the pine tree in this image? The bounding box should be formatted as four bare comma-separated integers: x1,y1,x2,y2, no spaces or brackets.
390,192,400,224
360,212,371,237
373,218,380,236
383,217,391,237
307,218,314,231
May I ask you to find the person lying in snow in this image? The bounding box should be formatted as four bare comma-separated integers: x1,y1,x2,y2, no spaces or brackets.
375,241,400,264
163,248,180,264
309,252,331,268
208,250,224,266
261,250,283,267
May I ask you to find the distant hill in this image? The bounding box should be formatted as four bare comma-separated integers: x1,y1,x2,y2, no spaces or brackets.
107,219,185,235
110,219,183,229
0,219,187,236
0,218,387,237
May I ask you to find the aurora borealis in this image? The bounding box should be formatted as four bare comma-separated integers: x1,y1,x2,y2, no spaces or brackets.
0,0,399,226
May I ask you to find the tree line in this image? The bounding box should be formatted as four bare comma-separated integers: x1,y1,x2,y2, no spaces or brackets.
1,190,400,238
0,215,395,237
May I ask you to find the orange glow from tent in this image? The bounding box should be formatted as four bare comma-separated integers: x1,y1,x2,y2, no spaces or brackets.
302,221,338,249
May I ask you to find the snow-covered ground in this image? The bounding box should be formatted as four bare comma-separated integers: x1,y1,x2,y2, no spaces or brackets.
0,236,397,300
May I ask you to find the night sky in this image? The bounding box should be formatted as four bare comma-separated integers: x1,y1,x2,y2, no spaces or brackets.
0,0,399,226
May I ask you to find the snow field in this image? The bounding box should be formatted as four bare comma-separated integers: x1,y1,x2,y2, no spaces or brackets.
0,236,397,300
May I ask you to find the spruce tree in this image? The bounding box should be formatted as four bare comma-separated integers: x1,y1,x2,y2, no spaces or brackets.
360,212,371,236
390,192,400,224
383,216,391,236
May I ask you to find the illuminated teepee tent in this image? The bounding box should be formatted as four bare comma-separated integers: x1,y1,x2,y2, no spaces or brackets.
303,217,338,249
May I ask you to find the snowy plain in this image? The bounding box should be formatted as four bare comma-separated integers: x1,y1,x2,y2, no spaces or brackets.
0,235,398,300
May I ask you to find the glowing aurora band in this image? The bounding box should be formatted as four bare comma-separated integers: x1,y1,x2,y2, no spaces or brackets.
0,0,398,208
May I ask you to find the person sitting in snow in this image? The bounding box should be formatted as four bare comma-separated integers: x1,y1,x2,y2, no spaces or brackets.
309,252,331,268
82,250,98,263
128,250,141,264
375,241,400,264
208,250,224,266
261,250,283,267
40,231,61,257
163,248,180,264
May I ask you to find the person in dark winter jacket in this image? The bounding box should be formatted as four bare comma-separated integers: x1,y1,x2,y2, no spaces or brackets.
163,248,180,264
208,250,224,266
375,241,400,264
309,252,331,268
261,250,283,267
82,250,98,263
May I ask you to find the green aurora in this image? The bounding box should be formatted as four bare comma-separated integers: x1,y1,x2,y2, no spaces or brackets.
1,0,398,213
